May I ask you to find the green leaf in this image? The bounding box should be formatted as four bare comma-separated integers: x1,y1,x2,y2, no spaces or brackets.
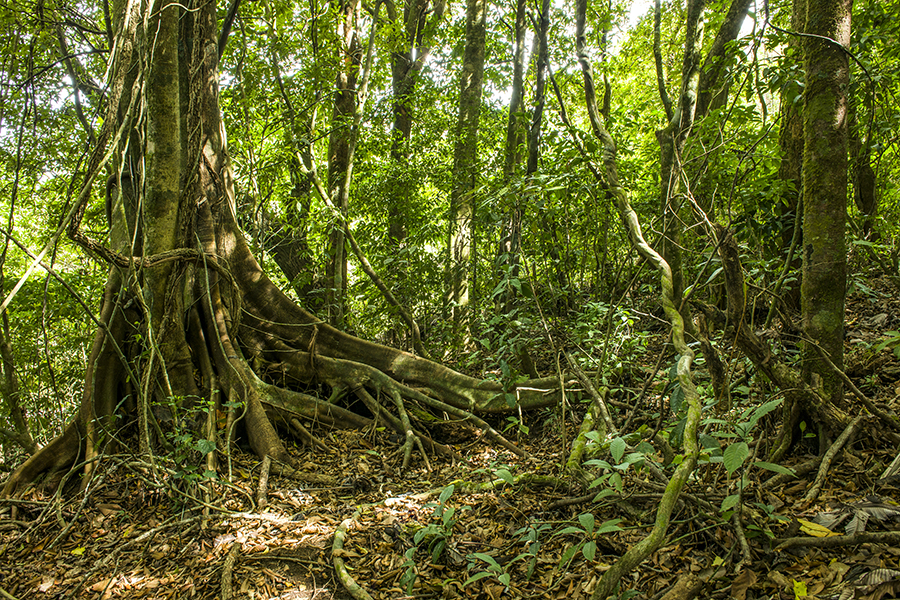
723,441,749,476
439,484,455,504
463,571,493,587
585,459,613,470
578,512,595,534
699,434,721,451
558,543,582,569
634,440,655,455
704,266,723,285
720,493,741,513
470,552,502,570
592,489,614,501
431,538,446,562
582,540,597,561
670,383,685,414
195,439,216,455
747,398,783,429
596,518,623,534
753,461,796,477
610,437,626,463
609,472,623,492
494,469,515,485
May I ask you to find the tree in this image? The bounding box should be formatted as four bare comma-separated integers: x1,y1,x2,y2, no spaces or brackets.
2,0,560,495
324,0,363,328
386,0,447,248
800,0,852,406
447,0,487,338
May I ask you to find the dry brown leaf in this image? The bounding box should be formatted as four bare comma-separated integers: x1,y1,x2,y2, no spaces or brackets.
97,503,123,516
37,577,56,592
730,569,758,600
768,570,791,588
90,577,113,591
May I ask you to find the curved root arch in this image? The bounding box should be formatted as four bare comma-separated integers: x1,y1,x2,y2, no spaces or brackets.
1,0,562,497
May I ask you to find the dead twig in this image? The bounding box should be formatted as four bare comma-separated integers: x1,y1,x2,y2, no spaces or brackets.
803,415,867,504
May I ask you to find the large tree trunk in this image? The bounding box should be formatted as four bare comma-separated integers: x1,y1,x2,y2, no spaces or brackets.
2,0,560,497
801,0,851,407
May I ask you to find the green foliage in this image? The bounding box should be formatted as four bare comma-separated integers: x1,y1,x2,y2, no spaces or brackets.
552,512,622,570
400,484,468,593
584,437,655,498
874,331,900,360
160,396,218,483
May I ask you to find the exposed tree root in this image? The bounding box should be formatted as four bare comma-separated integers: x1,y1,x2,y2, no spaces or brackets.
803,415,867,505
763,456,819,489
221,540,241,600
333,510,374,600
256,455,271,509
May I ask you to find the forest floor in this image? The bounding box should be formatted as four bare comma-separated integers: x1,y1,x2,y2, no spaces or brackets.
2,279,900,600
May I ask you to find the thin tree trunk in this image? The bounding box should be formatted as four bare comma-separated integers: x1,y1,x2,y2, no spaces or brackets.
326,0,361,329
776,0,805,310
657,0,705,320
387,0,446,247
447,0,487,340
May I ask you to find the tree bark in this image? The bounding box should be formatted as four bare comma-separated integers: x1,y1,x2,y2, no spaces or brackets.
657,0,704,321
801,0,851,407
447,0,487,339
325,0,362,329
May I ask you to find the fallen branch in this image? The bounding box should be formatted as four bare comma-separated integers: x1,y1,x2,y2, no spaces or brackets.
775,530,900,550
812,343,900,438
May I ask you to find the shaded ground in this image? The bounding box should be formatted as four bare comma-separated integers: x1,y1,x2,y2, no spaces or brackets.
2,279,900,599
